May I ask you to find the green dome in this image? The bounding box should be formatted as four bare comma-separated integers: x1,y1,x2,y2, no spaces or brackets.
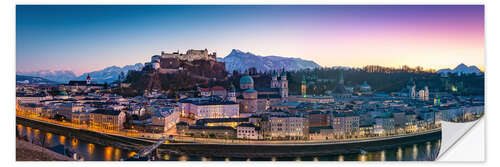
58,91,68,96
281,71,287,76
240,75,254,84
361,81,370,87
243,89,257,93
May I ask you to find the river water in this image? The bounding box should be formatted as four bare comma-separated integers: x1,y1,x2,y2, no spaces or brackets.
16,124,441,161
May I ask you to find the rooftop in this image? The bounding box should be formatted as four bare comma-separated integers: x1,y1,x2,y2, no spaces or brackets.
90,109,122,115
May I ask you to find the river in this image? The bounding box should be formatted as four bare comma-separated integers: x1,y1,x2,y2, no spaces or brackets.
16,124,441,161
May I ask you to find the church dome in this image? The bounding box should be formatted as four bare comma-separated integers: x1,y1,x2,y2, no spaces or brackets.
243,89,257,93
58,91,68,96
333,84,347,94
240,75,254,84
360,81,371,89
272,72,278,77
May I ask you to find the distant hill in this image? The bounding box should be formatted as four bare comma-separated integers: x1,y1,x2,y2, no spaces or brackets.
437,63,483,76
217,49,321,72
16,75,59,84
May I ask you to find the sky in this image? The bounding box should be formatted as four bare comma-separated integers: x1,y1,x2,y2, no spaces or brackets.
16,5,484,75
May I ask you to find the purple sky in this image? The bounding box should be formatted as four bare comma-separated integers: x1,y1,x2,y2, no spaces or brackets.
16,5,484,75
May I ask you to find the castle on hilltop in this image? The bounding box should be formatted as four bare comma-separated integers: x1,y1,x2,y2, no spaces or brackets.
159,49,216,62
146,49,219,74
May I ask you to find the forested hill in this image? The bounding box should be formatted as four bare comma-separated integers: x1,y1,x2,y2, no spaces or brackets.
231,66,484,96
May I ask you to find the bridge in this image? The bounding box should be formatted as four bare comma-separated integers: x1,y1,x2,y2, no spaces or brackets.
133,136,168,159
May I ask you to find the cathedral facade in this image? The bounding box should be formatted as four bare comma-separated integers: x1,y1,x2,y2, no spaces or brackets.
236,71,289,114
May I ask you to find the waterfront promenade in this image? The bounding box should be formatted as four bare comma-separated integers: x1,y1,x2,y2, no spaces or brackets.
16,109,441,146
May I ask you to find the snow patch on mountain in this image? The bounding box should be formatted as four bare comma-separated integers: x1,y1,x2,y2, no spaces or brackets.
437,63,483,76
75,63,144,83
17,63,144,84
218,49,321,72
17,70,77,83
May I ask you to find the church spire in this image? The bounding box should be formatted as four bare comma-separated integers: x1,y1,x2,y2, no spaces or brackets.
86,74,91,85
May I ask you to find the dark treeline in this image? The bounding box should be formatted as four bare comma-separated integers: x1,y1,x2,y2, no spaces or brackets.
230,65,484,96
120,65,484,97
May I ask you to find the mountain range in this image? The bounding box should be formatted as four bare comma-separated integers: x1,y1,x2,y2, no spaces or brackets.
217,49,321,72
436,63,483,76
17,49,482,84
74,63,144,83
16,75,60,84
17,63,144,84
17,70,77,84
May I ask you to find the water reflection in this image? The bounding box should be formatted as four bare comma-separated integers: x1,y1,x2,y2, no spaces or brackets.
17,124,441,161
397,147,403,161
178,155,188,161
201,156,211,161
104,147,113,161
128,152,137,158
358,154,367,161
412,144,418,160
71,138,79,150
59,136,66,145
114,148,121,160
88,143,95,155
426,142,431,157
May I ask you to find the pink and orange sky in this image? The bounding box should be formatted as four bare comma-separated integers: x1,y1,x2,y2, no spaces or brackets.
17,5,484,75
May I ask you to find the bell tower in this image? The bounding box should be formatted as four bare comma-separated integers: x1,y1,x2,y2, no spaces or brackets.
271,72,279,88
279,71,288,99
301,76,307,97
86,74,91,85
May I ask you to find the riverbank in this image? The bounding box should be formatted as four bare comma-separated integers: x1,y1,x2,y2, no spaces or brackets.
16,139,74,161
17,115,441,145
17,116,442,159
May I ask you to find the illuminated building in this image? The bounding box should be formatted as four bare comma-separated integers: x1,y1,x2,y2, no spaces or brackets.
16,92,52,104
89,109,126,131
178,96,239,120
263,115,308,139
152,107,180,132
332,112,360,138
237,123,261,140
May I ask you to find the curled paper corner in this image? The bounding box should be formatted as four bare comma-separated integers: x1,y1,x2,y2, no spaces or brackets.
437,117,484,161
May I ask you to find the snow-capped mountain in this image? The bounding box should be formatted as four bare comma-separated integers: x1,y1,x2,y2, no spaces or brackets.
75,63,144,83
17,70,77,83
16,75,59,84
18,63,144,84
218,49,321,72
437,63,483,76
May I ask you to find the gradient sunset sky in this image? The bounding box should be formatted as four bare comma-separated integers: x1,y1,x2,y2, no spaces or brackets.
16,5,484,75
